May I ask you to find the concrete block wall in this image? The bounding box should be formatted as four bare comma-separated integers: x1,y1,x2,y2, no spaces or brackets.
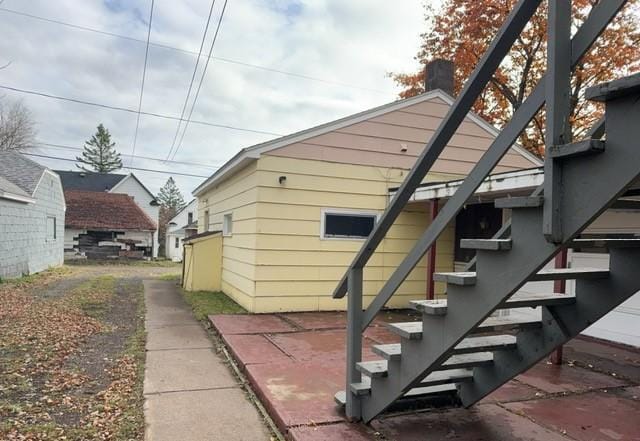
0,171,65,278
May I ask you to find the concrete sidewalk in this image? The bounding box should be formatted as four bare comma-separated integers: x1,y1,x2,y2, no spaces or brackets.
143,280,272,441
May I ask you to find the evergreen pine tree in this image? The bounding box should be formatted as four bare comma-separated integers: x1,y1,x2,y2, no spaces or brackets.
157,177,186,257
157,177,185,211
76,124,123,172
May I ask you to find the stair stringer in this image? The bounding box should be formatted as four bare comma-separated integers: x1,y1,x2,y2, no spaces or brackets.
361,91,640,422
459,246,640,406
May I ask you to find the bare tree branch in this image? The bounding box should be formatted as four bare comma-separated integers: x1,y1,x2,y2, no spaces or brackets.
0,98,37,151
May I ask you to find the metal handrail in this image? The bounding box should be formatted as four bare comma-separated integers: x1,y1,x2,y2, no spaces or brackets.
338,0,625,418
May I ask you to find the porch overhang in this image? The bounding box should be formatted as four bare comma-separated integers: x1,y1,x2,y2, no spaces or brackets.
389,167,544,203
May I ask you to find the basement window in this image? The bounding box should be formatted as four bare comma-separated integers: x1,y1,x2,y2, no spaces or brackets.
321,210,377,240
223,213,233,236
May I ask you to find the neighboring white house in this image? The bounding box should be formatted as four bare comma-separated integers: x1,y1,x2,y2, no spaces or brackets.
0,151,65,278
56,171,160,258
166,199,197,262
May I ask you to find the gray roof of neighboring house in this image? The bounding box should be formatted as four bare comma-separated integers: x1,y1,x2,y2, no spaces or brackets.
0,174,31,198
55,170,126,192
0,150,47,195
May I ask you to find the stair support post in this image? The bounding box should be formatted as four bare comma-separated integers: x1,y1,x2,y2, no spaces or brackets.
543,0,572,243
345,267,363,420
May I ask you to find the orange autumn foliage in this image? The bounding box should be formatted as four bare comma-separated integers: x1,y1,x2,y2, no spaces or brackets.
391,0,640,156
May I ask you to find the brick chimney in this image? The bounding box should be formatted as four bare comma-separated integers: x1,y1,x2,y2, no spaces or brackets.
424,59,454,96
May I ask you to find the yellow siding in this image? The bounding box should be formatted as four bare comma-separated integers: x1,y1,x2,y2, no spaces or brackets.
182,234,222,292
197,162,258,309
251,155,455,313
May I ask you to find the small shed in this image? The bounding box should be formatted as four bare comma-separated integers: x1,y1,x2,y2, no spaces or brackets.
0,151,65,278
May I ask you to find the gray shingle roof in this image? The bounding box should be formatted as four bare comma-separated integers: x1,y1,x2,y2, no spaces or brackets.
0,174,31,199
55,170,126,192
0,150,47,195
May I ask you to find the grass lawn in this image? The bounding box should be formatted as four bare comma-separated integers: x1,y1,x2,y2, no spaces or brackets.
181,289,246,320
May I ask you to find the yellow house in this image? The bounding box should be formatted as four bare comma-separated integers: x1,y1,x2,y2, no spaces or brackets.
187,88,541,313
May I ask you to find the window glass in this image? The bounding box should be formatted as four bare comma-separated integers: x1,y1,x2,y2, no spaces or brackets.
323,212,375,239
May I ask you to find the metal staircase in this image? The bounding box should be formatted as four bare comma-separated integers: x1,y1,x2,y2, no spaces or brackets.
332,0,640,423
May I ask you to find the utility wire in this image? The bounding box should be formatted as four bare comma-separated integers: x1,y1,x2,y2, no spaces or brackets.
0,84,282,136
0,6,387,94
33,141,223,169
130,0,155,166
166,0,217,161
23,152,214,178
171,0,228,161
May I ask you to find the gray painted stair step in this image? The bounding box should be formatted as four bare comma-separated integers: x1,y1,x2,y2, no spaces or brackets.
441,352,494,369
356,360,388,378
372,344,402,361
420,368,474,386
452,335,517,354
586,72,640,102
411,293,575,314
570,238,640,249
351,381,461,399
334,390,346,406
387,321,423,339
472,315,541,333
404,383,458,398
501,293,575,308
460,238,512,251
433,271,477,286
434,267,608,286
549,139,605,159
530,267,609,281
350,378,372,396
495,195,544,209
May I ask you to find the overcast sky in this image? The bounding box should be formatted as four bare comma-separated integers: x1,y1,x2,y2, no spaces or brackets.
0,0,436,197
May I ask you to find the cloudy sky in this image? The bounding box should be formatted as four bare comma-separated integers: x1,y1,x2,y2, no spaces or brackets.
0,0,438,197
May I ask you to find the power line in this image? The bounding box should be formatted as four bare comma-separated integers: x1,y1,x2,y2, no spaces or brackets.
32,141,223,168
130,0,155,167
23,152,213,178
166,0,217,161
171,0,229,161
0,84,283,136
0,6,387,95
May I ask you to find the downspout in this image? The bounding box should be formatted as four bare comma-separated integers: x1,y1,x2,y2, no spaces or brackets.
427,199,439,300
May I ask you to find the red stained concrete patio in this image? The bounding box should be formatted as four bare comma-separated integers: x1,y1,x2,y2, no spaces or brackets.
209,312,640,441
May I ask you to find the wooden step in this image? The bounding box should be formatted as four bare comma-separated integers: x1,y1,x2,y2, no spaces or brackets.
433,271,477,286
530,267,609,281
356,360,388,378
442,352,494,370
501,293,575,308
549,139,605,159
421,368,474,387
570,238,640,249
411,293,575,315
404,383,458,398
452,335,517,354
460,238,512,251
473,315,541,333
351,369,473,397
586,72,640,102
495,196,544,209
387,321,423,339
410,299,448,315
372,344,402,361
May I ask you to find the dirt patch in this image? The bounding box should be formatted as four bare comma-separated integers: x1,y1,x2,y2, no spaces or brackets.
0,264,173,440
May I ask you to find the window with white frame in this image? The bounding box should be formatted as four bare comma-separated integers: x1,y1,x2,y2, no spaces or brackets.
46,216,56,240
223,213,233,236
321,210,377,240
